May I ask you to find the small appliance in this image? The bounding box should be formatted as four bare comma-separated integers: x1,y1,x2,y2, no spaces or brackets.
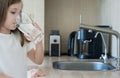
49,30,61,56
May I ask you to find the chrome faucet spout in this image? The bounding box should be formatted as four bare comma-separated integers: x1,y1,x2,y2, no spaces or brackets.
95,32,108,63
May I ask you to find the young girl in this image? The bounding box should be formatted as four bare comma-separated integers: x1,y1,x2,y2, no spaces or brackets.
0,0,44,78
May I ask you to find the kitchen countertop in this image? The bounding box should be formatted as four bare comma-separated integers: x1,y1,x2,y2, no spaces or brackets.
27,56,120,78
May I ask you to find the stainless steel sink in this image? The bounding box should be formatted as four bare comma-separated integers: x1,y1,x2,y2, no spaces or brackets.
53,61,116,71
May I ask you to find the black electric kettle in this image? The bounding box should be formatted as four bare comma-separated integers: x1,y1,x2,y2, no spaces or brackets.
68,31,77,56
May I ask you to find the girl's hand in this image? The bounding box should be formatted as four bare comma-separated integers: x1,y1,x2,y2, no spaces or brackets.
24,22,43,41
28,68,45,78
33,22,44,43
32,70,46,78
24,34,33,41
32,22,42,30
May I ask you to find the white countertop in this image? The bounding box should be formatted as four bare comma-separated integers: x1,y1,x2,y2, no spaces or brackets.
27,56,120,78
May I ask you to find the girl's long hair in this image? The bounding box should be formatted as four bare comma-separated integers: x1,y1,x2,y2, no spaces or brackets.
0,0,25,46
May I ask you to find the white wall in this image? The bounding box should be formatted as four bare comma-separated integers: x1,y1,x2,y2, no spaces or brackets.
22,0,44,30
45,0,101,53
100,0,120,57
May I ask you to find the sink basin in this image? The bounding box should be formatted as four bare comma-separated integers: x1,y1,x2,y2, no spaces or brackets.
53,61,116,71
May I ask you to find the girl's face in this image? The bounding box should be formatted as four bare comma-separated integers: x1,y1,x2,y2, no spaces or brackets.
2,2,22,34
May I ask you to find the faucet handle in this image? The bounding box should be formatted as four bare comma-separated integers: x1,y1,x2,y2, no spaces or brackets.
99,54,104,59
99,54,108,63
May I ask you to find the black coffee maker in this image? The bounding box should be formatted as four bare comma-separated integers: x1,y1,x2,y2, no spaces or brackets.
76,29,103,59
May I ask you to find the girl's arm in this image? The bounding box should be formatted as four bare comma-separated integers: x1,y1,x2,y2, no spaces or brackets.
26,22,44,64
27,40,44,64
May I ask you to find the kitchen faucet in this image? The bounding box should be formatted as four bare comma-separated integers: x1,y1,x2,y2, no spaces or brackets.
80,23,120,70
95,32,108,63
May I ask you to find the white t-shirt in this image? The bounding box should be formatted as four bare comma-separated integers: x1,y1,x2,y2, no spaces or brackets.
0,32,34,78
